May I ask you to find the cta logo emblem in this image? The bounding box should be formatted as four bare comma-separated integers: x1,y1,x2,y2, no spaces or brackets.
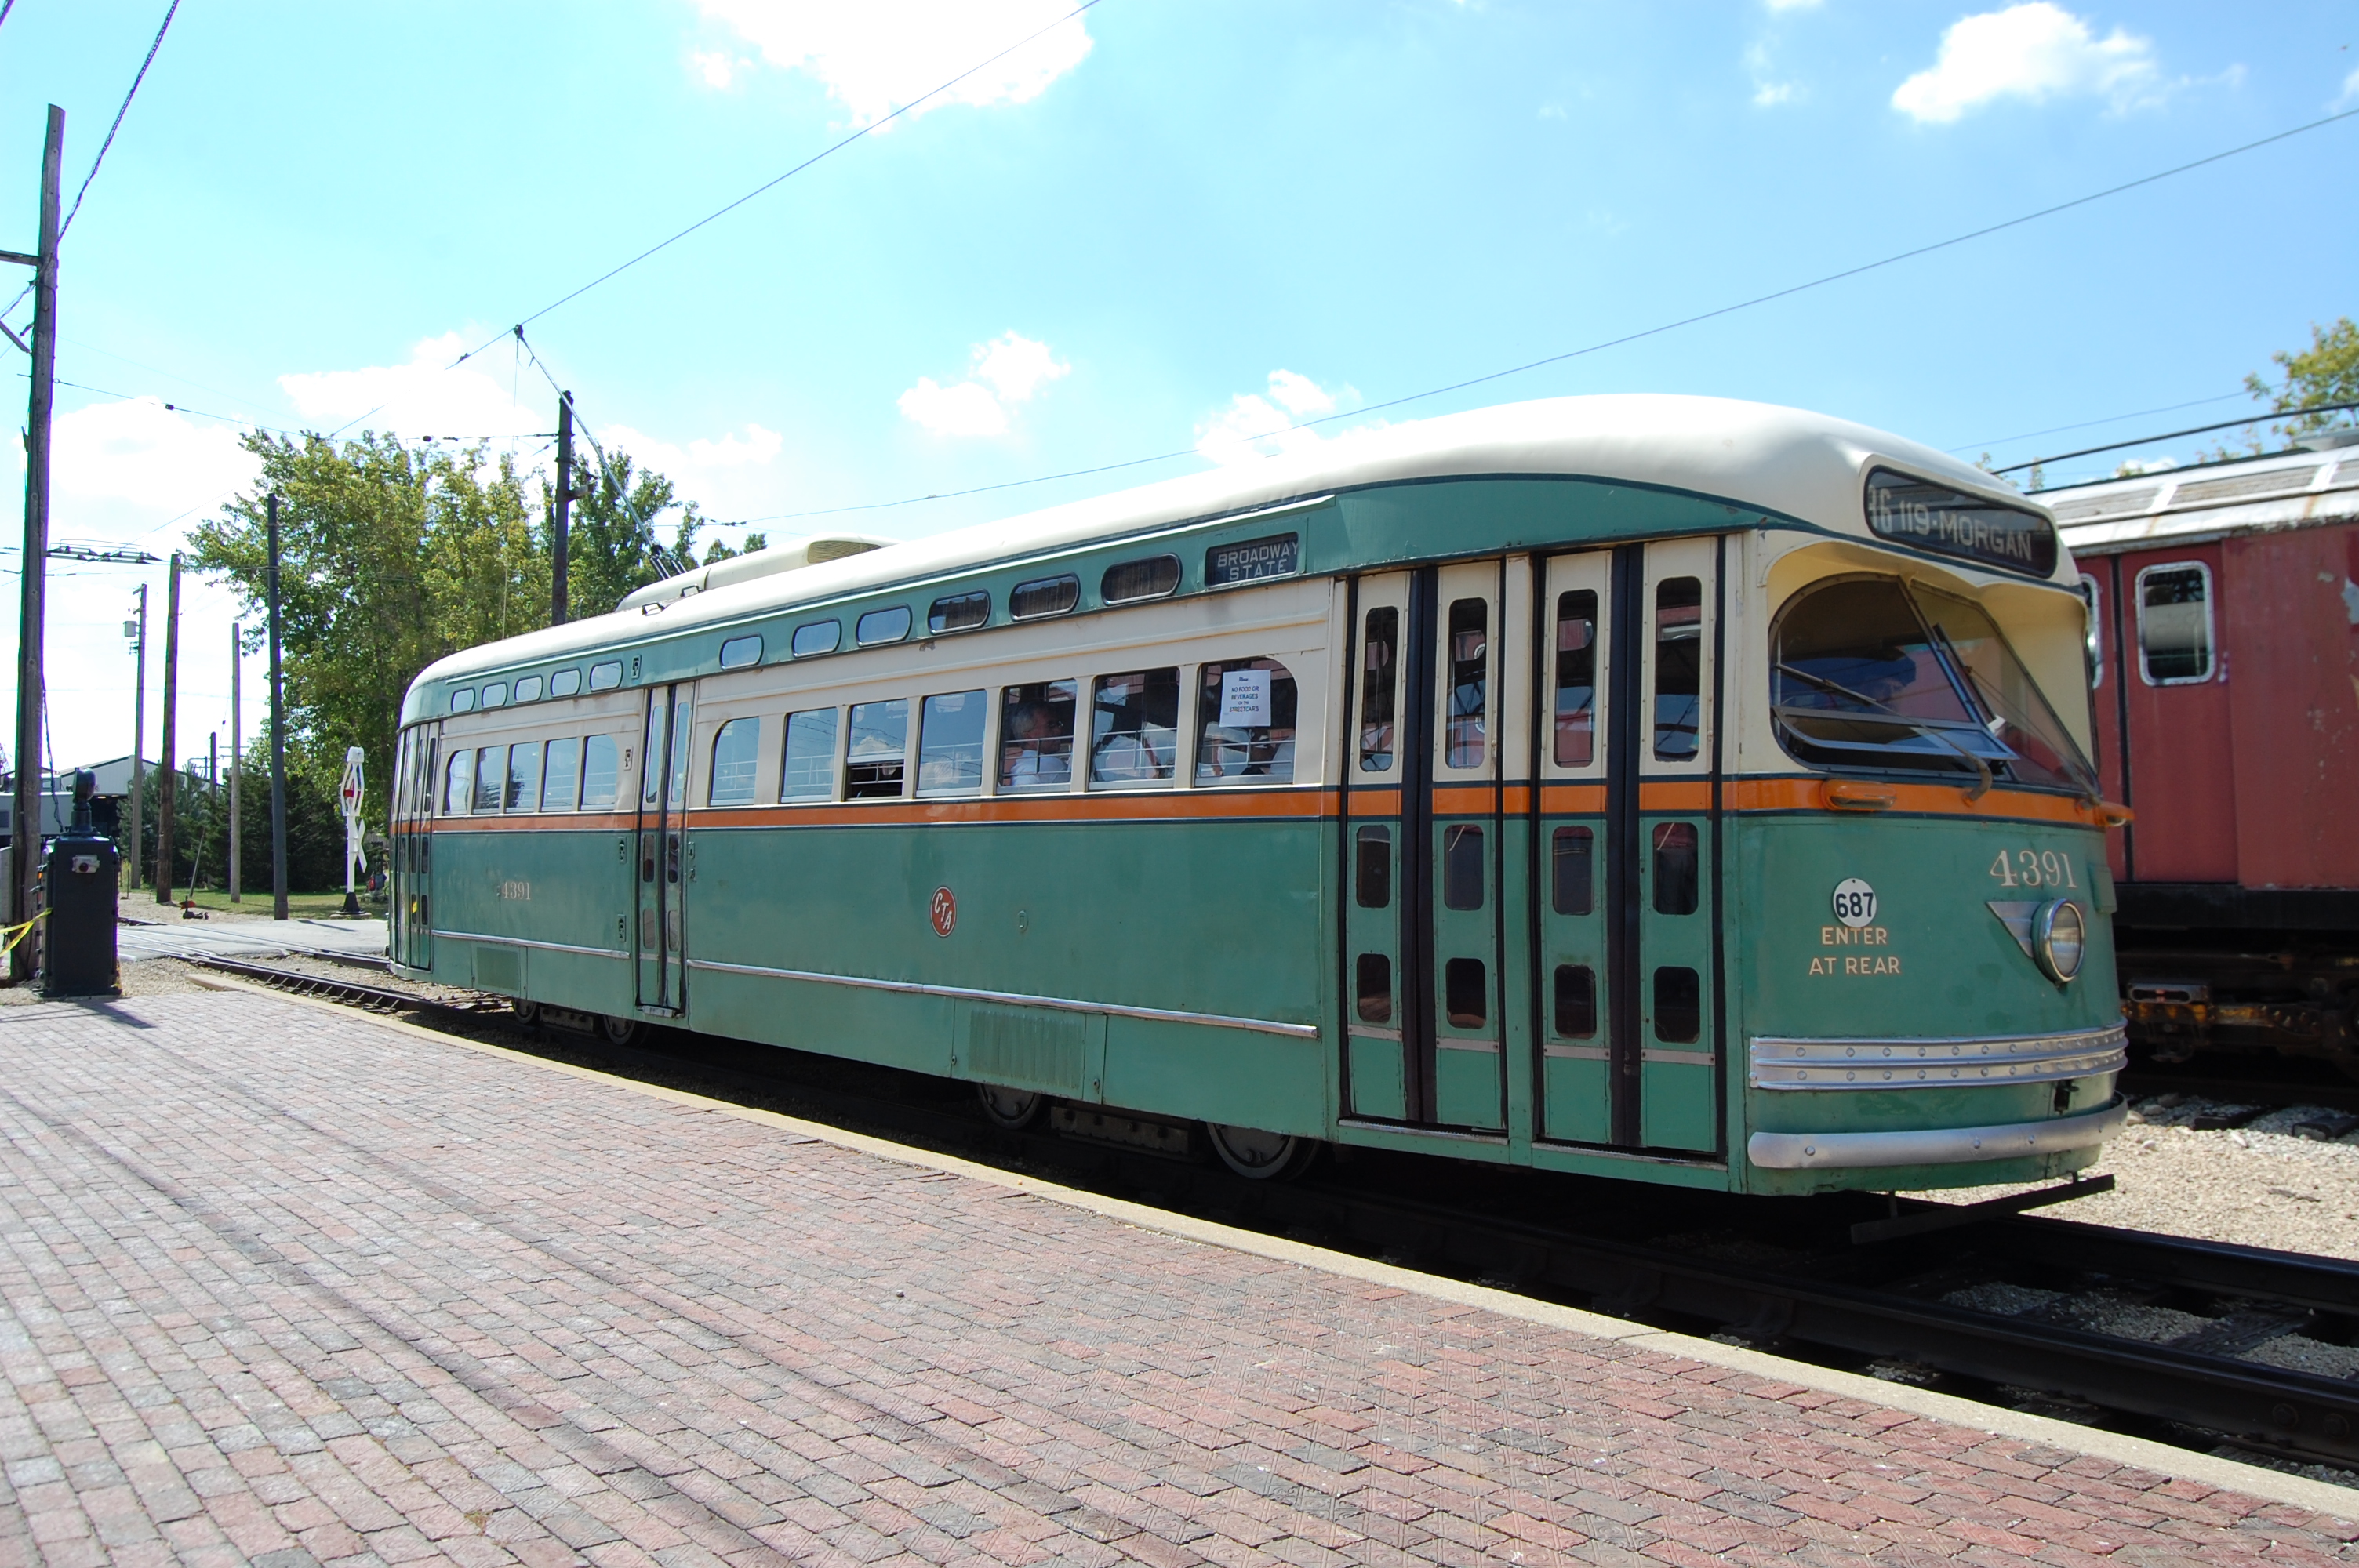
929,886,958,938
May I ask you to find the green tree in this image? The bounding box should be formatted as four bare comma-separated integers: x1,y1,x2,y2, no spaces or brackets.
547,452,705,617
190,432,549,824
2245,317,2359,439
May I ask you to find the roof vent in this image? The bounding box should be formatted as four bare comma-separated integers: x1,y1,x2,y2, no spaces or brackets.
2168,467,2321,508
2048,488,2157,524
615,533,896,612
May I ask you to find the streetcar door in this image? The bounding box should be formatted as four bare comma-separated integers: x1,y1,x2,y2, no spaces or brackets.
634,684,692,1014
1535,554,1612,1142
392,725,436,971
1341,562,1508,1131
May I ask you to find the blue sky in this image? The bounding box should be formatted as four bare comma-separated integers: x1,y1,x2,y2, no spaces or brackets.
2,0,2354,771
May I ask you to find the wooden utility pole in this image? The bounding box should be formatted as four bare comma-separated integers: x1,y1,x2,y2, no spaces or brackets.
127,582,147,888
154,552,180,903
7,106,62,984
268,494,287,920
552,390,573,625
228,621,240,901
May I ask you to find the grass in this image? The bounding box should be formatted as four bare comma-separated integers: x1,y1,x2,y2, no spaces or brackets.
132,886,385,920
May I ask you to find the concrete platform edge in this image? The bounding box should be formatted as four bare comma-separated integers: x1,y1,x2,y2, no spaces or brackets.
184,974,2359,1521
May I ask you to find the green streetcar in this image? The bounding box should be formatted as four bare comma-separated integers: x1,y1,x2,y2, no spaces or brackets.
391,394,2128,1194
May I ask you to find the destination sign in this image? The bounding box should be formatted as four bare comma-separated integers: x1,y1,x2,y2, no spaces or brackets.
1205,532,1300,587
1863,468,2057,577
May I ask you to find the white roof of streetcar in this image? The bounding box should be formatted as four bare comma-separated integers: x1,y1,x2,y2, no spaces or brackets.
413,392,2048,687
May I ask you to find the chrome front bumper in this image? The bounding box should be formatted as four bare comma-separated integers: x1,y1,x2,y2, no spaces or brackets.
1747,1095,2129,1171
1747,1023,2127,1091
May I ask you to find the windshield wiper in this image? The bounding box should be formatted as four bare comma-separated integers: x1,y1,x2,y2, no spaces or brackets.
1776,662,1994,800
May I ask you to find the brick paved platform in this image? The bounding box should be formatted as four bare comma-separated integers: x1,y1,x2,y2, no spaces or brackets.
0,992,2352,1568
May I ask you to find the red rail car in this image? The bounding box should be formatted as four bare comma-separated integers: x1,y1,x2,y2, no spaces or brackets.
2046,441,2359,1076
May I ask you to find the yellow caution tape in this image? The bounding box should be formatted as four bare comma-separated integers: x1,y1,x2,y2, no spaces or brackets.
0,909,48,956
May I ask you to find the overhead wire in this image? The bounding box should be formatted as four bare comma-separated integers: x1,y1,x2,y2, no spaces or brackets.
713,103,2359,528
59,0,182,241
449,0,1107,366
1946,390,2255,456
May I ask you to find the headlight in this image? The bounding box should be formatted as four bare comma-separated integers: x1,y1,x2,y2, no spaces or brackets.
2034,898,2086,984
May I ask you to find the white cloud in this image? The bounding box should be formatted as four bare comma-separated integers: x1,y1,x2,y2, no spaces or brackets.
692,0,1094,126
1745,38,1804,108
1764,0,1822,10
1753,81,1798,106
2337,65,2359,111
1194,371,1358,466
689,49,749,89
898,332,1068,438
1892,4,2163,123
278,332,549,443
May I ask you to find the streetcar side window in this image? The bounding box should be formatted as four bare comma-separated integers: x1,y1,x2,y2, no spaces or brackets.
449,687,474,713
1653,577,1703,760
709,718,761,806
917,691,987,797
1445,598,1487,769
1554,590,1598,767
857,607,912,647
588,661,623,691
781,710,838,801
1359,606,1398,772
504,742,541,811
443,749,474,815
2136,562,2212,684
482,681,508,710
1089,669,1179,786
1195,659,1297,784
514,674,543,703
845,699,910,798
551,668,581,698
929,591,990,635
1445,958,1487,1029
542,737,581,811
580,734,621,810
998,681,1075,792
471,746,507,814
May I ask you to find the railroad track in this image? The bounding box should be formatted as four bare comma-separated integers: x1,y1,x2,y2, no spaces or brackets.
197,954,2359,1475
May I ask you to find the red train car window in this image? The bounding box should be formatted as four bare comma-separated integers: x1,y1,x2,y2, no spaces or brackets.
2136,563,2214,684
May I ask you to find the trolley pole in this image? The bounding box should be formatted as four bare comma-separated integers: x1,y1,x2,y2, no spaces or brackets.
154,552,180,904
7,106,62,985
268,493,287,920
551,391,573,626
127,582,147,890
227,621,240,902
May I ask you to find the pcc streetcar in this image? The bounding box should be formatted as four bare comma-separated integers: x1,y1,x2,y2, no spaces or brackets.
389,394,2128,1193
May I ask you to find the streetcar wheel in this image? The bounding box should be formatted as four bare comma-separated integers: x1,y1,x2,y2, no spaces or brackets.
600,1014,642,1047
977,1083,1045,1131
512,998,540,1026
1205,1123,1316,1181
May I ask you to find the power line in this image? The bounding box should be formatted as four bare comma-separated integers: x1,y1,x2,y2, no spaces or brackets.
719,103,2359,528
60,0,182,241
450,0,1107,366
1993,398,2359,477
1946,390,2253,456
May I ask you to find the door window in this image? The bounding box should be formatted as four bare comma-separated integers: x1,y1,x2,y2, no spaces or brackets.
1554,590,1598,765
1359,607,1398,771
1445,599,1487,768
2137,563,2213,684
1652,577,1703,760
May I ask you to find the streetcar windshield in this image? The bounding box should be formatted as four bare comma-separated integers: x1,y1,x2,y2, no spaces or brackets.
1772,575,2097,796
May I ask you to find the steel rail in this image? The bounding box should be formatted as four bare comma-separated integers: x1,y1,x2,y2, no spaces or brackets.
188,955,2359,1471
